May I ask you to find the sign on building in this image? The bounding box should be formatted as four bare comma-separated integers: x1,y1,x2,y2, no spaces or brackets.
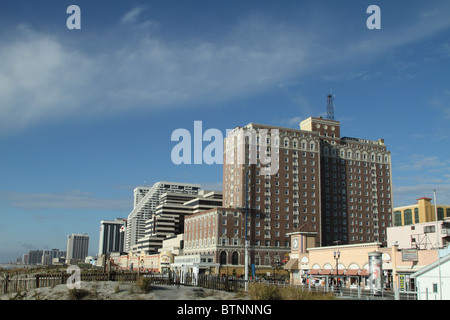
402,249,418,262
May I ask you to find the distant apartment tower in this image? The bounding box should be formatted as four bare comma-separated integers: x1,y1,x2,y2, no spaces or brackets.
125,182,201,252
132,190,222,254
42,249,66,265
223,116,393,252
66,234,89,261
98,218,127,255
25,250,43,265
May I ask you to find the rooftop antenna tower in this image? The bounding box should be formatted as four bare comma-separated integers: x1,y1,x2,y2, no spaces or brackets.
327,92,335,120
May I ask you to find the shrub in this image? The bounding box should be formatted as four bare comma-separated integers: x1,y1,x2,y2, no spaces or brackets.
68,288,92,300
248,282,335,300
137,276,152,293
248,282,281,300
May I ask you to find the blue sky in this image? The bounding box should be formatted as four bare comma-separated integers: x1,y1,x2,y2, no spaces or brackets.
0,0,449,262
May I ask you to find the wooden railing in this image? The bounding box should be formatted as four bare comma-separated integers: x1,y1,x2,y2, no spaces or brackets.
0,271,245,296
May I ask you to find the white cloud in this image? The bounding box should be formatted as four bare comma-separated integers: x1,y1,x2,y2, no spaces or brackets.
121,6,148,24
431,89,450,119
393,153,450,206
0,27,95,137
396,154,450,172
0,20,316,137
393,183,450,207
1,4,450,138
0,190,130,211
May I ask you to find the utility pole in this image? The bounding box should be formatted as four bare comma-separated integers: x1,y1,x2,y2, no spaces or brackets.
244,168,249,291
434,189,442,300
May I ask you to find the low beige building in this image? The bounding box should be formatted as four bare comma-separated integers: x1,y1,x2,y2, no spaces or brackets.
285,231,439,291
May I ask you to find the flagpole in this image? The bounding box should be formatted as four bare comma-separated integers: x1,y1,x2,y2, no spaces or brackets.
433,189,442,300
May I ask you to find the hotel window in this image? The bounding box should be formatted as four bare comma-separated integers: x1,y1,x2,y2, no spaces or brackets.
438,208,444,220
404,209,413,225
414,208,419,223
394,211,402,226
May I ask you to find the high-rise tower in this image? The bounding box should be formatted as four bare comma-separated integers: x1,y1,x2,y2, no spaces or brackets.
223,115,393,257
125,181,201,252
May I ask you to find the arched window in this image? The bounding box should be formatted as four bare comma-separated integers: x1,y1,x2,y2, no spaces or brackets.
394,211,402,226
231,251,239,265
220,251,227,265
404,209,412,225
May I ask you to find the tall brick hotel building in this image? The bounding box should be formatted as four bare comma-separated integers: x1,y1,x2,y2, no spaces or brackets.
220,116,393,265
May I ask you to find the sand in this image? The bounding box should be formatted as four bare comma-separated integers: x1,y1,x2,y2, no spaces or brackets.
0,280,246,300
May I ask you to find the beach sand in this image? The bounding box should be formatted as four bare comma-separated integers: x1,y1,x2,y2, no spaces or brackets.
0,280,246,300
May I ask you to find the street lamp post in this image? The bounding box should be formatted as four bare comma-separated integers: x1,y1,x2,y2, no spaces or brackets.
334,250,341,291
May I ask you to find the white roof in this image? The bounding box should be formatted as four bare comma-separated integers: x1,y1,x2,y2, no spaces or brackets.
411,253,450,278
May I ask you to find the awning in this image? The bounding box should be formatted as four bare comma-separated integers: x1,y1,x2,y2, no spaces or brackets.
283,258,299,270
330,270,345,275
359,269,369,276
345,269,359,276
307,269,363,276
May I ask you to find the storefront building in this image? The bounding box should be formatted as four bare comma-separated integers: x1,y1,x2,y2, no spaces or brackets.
285,231,439,291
